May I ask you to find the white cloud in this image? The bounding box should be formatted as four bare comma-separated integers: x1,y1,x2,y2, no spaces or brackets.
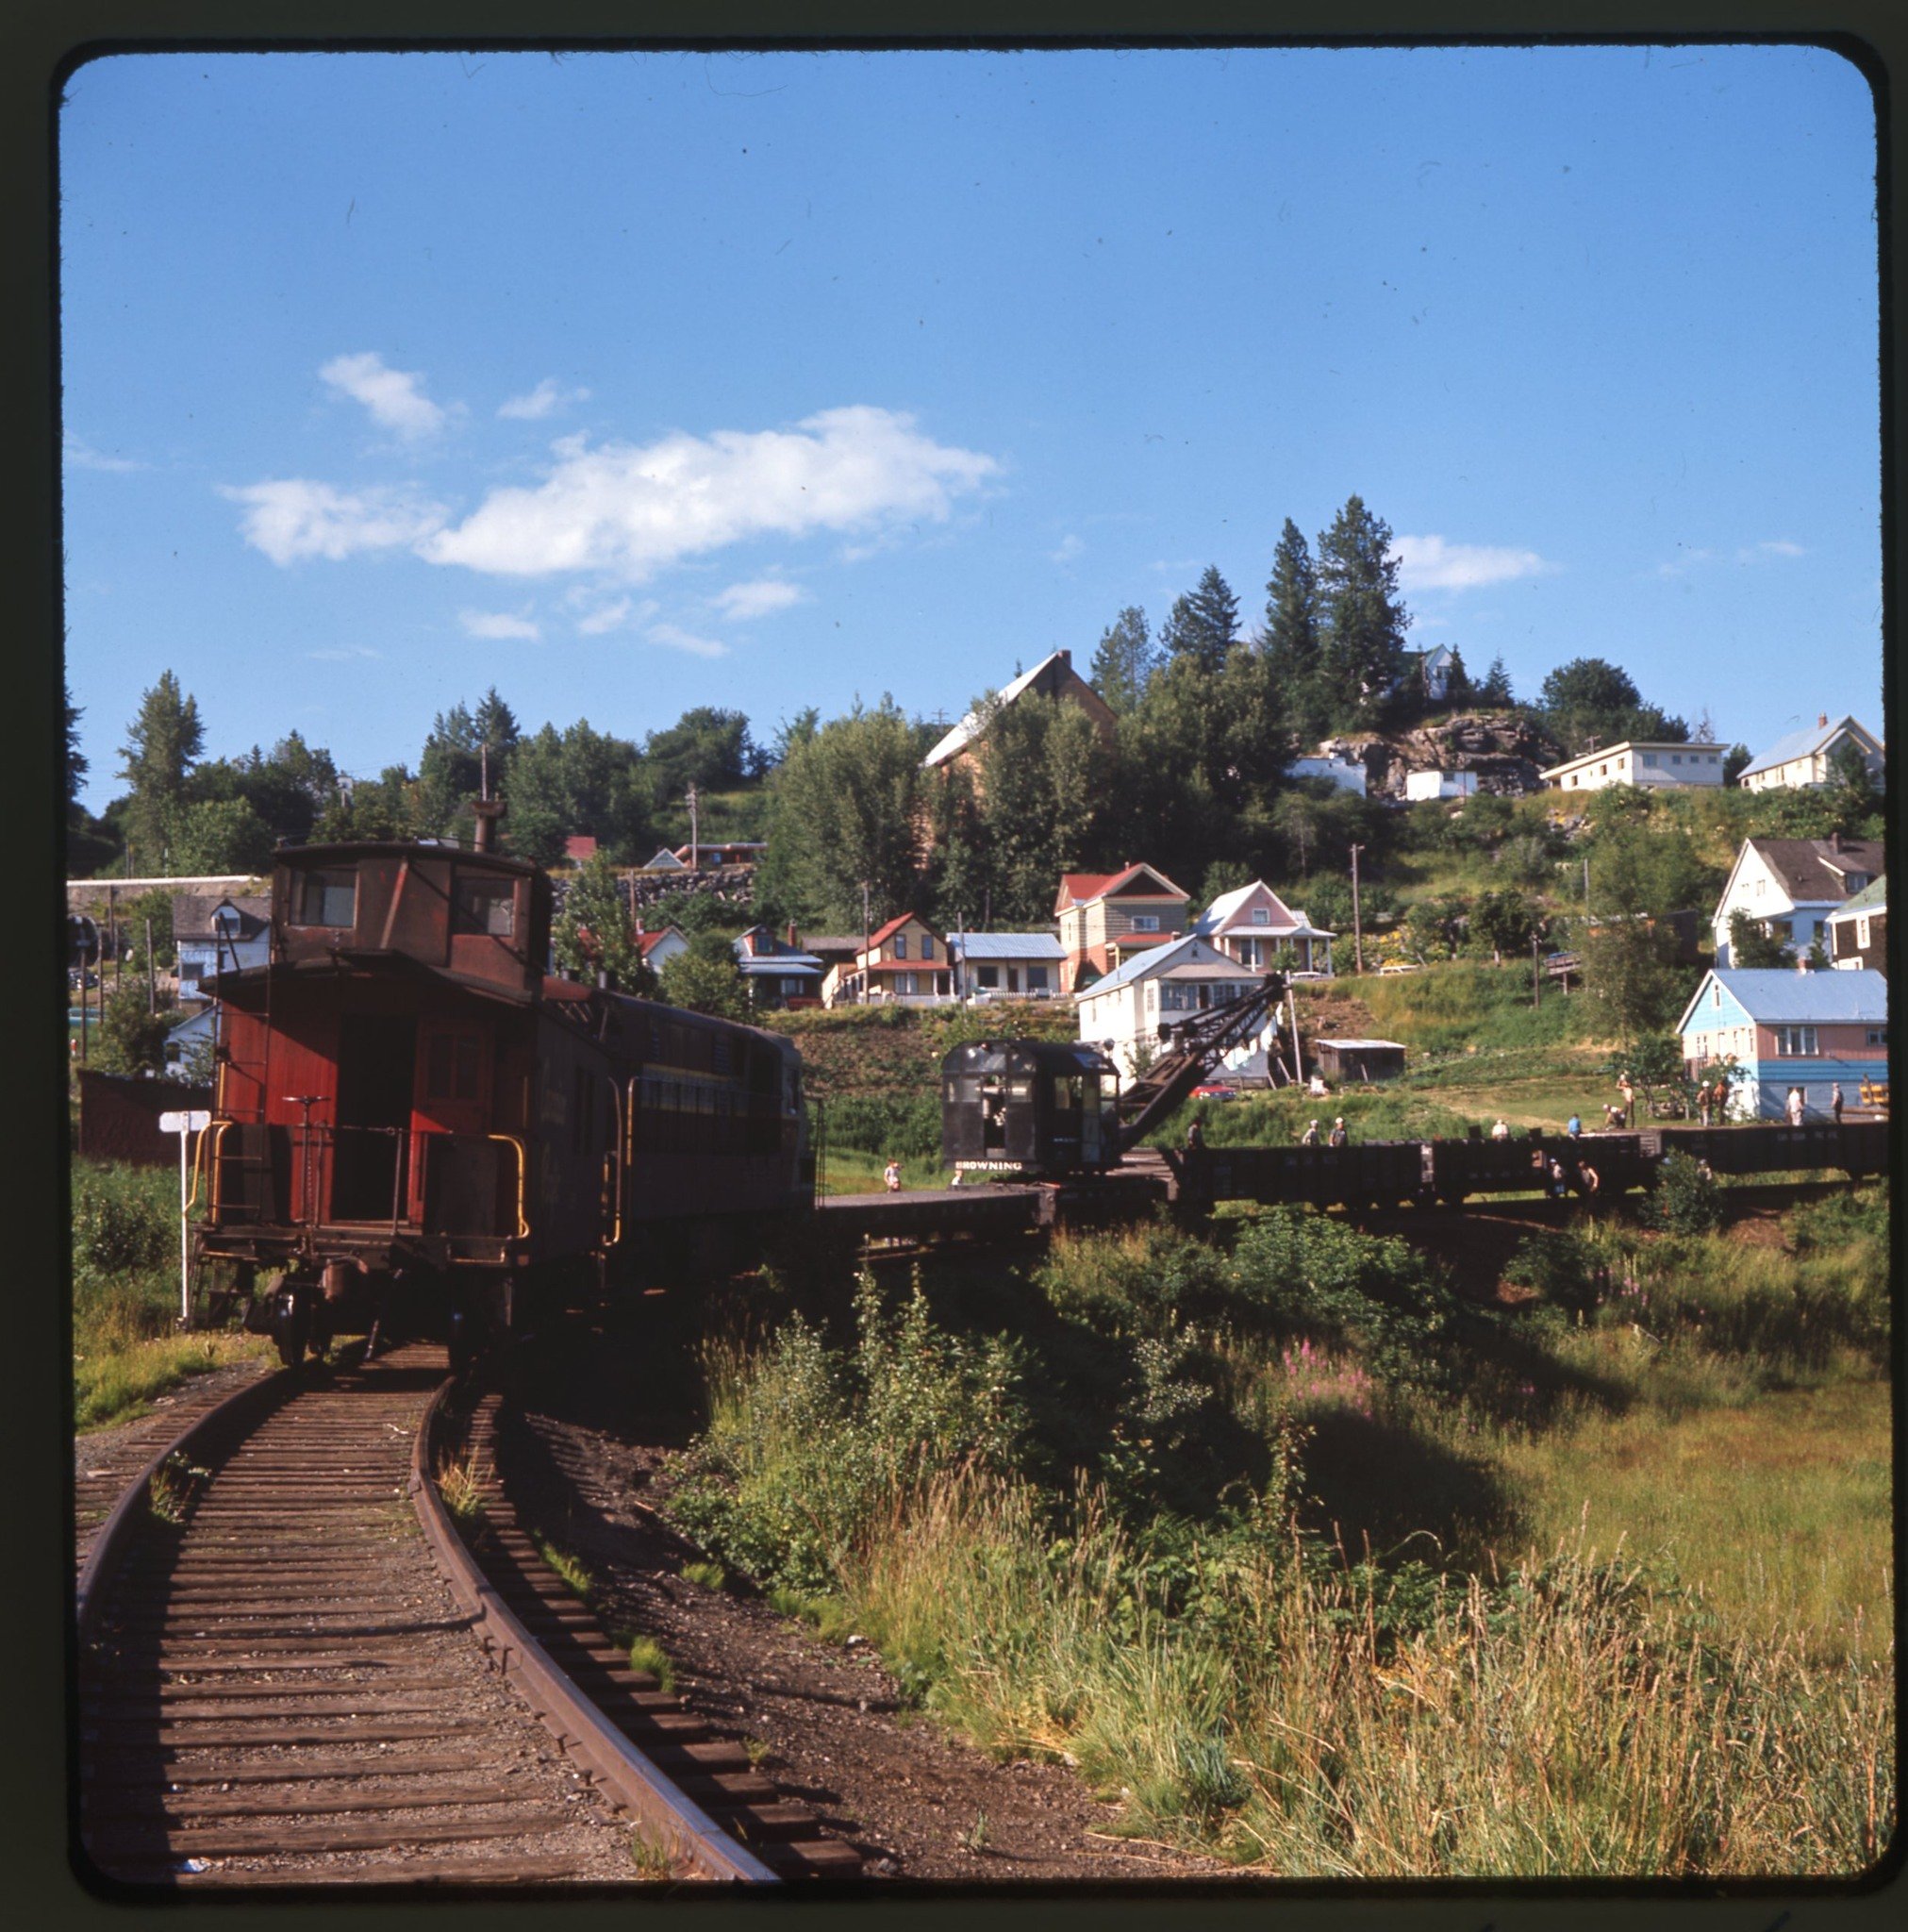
419,406,998,579
220,479,448,565
459,608,541,640
1394,534,1553,592
308,644,381,662
320,351,454,441
712,578,806,620
64,435,145,473
575,596,633,635
498,378,590,421
647,622,730,659
1740,539,1806,561
1050,533,1086,565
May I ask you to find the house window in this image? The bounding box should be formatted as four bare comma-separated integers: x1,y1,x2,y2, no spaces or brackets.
1131,913,1160,932
1026,965,1049,991
1253,908,1271,924
893,934,907,958
1772,1026,1818,1058
977,965,999,989
921,935,935,959
1642,753,1658,767
293,869,357,928
1712,984,1722,1008
1867,1027,1888,1047
1857,916,1871,948
1671,753,1683,765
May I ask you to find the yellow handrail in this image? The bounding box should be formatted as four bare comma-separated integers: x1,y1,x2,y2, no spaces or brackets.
487,1133,530,1238
202,1120,234,1217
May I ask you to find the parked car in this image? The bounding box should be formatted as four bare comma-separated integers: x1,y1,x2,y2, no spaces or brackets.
1190,1083,1240,1101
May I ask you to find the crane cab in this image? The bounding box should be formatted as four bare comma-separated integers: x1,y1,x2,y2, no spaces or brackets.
941,1040,1121,1182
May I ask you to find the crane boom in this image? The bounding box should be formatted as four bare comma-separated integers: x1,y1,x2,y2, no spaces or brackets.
1112,972,1288,1152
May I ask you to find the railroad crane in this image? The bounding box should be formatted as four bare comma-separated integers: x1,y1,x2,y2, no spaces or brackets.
940,972,1289,1182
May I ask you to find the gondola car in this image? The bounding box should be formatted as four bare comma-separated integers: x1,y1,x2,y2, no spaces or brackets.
941,1040,1122,1183
194,839,810,1367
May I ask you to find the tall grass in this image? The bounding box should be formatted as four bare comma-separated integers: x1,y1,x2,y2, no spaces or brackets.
668,1195,1892,1875
70,1158,268,1429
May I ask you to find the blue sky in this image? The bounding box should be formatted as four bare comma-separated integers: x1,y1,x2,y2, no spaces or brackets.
59,43,1882,812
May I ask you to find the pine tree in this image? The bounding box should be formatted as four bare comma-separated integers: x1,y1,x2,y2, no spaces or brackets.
1478,655,1515,707
1157,565,1240,675
1260,519,1321,734
1313,497,1409,727
1087,607,1158,715
64,673,88,807
118,671,205,867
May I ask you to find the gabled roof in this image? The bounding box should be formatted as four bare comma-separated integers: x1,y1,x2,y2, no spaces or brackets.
1054,862,1189,915
1072,933,1239,1001
799,935,863,958
172,892,271,941
636,926,688,958
863,910,942,953
641,847,689,871
1825,875,1888,923
1676,967,1889,1034
1739,838,1886,905
1738,715,1883,780
1194,880,1299,936
923,650,1104,768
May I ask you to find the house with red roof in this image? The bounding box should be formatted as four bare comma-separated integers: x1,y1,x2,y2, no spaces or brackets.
831,912,955,1006
1054,863,1190,994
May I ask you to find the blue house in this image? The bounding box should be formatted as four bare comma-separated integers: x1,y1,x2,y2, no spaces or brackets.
1676,968,1889,1120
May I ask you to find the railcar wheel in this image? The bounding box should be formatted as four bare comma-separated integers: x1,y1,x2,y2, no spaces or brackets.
272,1284,313,1368
446,1308,474,1377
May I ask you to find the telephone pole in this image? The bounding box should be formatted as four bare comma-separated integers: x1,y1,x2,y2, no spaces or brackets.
1350,843,1365,974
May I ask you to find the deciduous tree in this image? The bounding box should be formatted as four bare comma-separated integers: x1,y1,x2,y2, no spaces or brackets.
553,851,656,994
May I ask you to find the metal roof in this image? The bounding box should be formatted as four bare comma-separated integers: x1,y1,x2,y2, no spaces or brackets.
1073,933,1235,999
1677,967,1889,1032
947,930,1064,959
1826,875,1888,921
1738,715,1881,780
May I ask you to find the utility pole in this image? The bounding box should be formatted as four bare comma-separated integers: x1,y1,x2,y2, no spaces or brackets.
686,783,700,871
1533,931,1542,1010
860,879,871,1006
1350,843,1365,974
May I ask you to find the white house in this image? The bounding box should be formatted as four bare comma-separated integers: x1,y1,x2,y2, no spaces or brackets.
1191,880,1334,975
947,931,1064,1000
1541,740,1728,795
172,893,271,997
1074,934,1271,1082
1736,714,1883,793
1710,835,1885,966
636,924,691,972
1419,643,1458,703
1285,753,1368,796
1676,968,1888,1120
1403,769,1478,802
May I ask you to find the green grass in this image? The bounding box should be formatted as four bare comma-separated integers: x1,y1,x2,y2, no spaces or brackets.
624,1633,676,1693
667,1195,1893,1876
75,1328,269,1432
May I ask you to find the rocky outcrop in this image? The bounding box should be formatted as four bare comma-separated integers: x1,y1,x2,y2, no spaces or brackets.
1319,711,1565,800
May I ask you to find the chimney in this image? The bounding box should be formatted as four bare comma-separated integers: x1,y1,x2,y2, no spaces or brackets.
788,921,798,948
1830,830,1842,854
1819,712,1829,728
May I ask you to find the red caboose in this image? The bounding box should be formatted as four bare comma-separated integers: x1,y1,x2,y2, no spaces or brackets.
197,840,808,1365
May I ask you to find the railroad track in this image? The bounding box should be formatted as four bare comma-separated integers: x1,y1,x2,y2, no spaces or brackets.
75,1342,853,1889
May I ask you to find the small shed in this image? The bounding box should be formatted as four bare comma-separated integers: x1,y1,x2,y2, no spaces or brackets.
1312,1037,1408,1083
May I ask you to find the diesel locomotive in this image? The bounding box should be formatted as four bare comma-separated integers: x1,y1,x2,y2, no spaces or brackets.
191,837,810,1367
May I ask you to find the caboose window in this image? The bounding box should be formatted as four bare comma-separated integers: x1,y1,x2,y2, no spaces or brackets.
293,869,357,928
453,876,516,938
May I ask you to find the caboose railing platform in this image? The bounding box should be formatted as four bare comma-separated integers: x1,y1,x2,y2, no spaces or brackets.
207,1121,526,1243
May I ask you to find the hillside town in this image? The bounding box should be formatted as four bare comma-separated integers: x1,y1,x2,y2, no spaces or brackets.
66,635,1886,1131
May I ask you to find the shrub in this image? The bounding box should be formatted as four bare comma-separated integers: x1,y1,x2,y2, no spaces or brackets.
821,1091,942,1160
1502,1230,1602,1318
1649,1152,1723,1234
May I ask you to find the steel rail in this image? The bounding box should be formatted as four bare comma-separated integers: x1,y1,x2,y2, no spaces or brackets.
408,1379,781,1886
75,1366,294,1647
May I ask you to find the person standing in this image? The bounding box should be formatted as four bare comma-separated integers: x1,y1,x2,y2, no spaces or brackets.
1618,1073,1635,1124
1832,1080,1845,1125
1300,1118,1320,1147
1786,1087,1805,1128
1490,1117,1510,1141
883,1157,903,1192
1566,1112,1583,1140
1327,1117,1348,1148
1186,1117,1205,1154
1697,1085,1712,1128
